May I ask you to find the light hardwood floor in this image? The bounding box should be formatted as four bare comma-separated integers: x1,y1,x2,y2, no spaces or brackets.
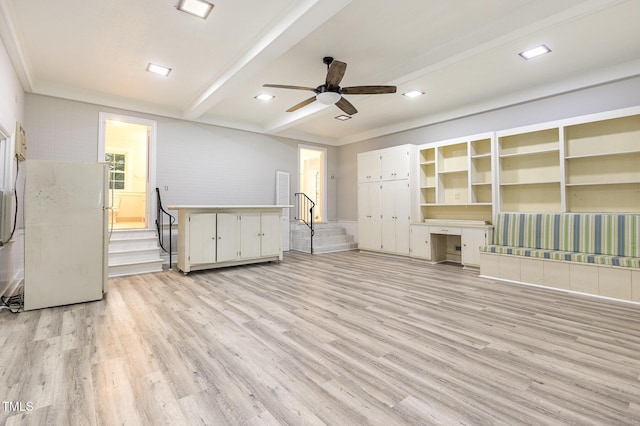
2,251,640,425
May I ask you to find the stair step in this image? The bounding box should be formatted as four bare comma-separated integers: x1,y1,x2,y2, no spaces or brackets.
293,228,346,238
291,223,356,255
108,259,163,277
107,228,163,277
292,242,358,254
293,234,354,244
109,228,157,239
109,248,163,264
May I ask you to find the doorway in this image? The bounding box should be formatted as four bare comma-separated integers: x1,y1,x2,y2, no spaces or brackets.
98,113,157,230
299,146,326,223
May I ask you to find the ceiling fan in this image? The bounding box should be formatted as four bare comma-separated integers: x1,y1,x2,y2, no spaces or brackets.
263,57,396,116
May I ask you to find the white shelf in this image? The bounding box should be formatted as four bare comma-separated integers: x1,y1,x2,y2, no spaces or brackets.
499,148,560,158
565,150,640,160
438,168,468,175
565,181,640,187
420,160,436,165
471,153,491,159
500,180,560,186
422,203,492,207
472,182,491,186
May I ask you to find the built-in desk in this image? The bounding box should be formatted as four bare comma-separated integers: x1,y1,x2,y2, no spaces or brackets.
168,205,293,274
410,220,493,268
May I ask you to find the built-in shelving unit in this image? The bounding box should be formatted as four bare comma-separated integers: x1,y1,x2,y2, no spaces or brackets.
419,148,436,205
470,138,492,205
418,133,494,222
564,114,640,212
356,106,640,263
497,127,562,212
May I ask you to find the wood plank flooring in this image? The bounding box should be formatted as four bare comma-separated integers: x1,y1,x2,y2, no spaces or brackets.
2,250,640,425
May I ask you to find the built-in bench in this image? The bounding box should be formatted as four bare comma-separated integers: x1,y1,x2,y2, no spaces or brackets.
479,213,640,302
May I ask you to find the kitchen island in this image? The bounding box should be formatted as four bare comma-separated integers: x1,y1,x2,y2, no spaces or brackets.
168,205,293,274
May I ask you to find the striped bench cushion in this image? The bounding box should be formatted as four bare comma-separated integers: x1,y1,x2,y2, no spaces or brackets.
484,213,640,268
480,245,640,268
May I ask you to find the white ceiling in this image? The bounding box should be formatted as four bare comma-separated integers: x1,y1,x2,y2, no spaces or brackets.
2,0,639,146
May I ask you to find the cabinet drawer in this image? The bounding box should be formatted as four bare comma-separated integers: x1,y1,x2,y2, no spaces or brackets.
431,226,462,235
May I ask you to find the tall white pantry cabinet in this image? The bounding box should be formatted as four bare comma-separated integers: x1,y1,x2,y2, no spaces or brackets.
357,145,417,255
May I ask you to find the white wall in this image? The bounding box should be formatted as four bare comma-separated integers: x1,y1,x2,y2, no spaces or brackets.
336,75,640,220
23,94,338,220
0,37,25,296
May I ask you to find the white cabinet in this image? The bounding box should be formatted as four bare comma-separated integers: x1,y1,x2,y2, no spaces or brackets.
240,212,281,259
259,212,283,257
380,148,411,181
410,224,431,260
357,145,416,255
410,220,492,268
357,153,381,182
461,227,492,268
173,205,289,274
358,182,382,251
381,180,410,255
188,213,217,264
217,213,239,262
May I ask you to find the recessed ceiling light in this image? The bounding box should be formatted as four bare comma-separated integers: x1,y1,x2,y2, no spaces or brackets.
519,44,551,60
335,115,352,121
177,0,214,19
403,90,424,98
146,63,172,76
254,94,274,101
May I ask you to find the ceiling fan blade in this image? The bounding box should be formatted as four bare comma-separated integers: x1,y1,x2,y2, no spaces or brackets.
335,97,358,115
325,60,347,87
263,84,317,92
341,85,397,95
286,96,317,112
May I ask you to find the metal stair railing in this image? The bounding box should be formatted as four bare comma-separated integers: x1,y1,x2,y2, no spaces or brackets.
294,192,315,254
155,188,176,270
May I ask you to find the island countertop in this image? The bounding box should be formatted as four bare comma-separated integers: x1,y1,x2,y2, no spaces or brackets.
167,205,293,210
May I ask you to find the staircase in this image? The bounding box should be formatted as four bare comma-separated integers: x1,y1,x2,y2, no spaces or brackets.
108,228,163,277
291,222,357,254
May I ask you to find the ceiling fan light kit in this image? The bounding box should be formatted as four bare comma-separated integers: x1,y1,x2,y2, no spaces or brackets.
316,91,341,105
263,56,396,116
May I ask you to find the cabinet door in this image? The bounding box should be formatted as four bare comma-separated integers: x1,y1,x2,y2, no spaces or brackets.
381,182,396,252
260,212,281,257
240,213,262,259
358,182,382,250
394,181,411,255
410,225,431,260
381,180,411,254
381,148,410,181
189,213,217,264
462,228,486,267
217,213,239,262
357,154,381,182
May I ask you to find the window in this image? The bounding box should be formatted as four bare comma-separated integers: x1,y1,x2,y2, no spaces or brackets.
105,152,126,190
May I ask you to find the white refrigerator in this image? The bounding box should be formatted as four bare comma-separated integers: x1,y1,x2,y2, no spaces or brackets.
24,160,108,311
